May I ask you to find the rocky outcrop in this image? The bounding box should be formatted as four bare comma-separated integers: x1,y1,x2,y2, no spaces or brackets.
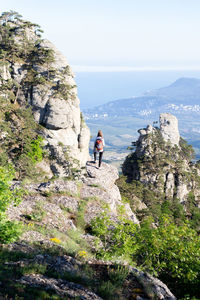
0,19,90,178
123,113,200,203
84,162,139,224
6,160,179,298
18,274,103,300
135,113,180,158
131,268,176,300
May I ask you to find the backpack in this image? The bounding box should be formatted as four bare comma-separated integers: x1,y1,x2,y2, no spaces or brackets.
95,138,103,151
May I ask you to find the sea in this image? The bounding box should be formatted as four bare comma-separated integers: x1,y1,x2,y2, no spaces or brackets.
75,70,200,109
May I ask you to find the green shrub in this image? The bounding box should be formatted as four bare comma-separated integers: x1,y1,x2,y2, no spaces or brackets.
0,166,22,243
96,265,129,300
97,280,117,300
27,136,44,163
91,210,138,262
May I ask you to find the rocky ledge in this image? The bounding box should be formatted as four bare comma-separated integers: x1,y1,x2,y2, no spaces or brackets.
8,162,138,233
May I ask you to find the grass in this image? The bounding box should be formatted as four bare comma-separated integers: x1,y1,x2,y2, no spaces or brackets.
55,228,92,257
88,183,102,188
30,225,92,258
0,248,34,263
76,199,89,229
76,196,100,229
31,204,46,222
22,201,47,223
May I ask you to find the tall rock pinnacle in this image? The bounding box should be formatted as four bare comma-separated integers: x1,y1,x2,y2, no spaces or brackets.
160,113,180,146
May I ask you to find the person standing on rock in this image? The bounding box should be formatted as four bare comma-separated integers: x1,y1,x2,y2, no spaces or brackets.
93,130,105,169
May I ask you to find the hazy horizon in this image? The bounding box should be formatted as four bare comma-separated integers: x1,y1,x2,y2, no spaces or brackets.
76,70,200,109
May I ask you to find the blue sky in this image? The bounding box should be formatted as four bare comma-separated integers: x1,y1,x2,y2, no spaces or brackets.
1,0,200,71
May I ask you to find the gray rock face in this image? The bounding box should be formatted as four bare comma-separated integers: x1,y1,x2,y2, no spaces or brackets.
33,40,90,174
131,268,176,300
165,173,175,198
160,113,180,146
0,64,11,80
42,98,74,130
176,176,189,203
136,125,157,157
18,274,102,299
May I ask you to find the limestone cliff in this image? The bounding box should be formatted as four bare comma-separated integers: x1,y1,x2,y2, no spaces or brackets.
0,13,90,177
122,113,200,205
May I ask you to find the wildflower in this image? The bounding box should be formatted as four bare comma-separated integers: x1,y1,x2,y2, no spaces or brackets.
50,237,61,244
28,223,34,227
77,250,87,257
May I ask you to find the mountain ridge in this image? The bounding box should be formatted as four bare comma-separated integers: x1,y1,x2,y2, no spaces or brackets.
84,77,200,119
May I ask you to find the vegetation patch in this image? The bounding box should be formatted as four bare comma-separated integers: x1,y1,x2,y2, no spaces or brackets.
0,166,23,243
91,210,200,299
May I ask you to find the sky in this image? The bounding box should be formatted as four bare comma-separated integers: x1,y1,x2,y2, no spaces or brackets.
1,0,200,71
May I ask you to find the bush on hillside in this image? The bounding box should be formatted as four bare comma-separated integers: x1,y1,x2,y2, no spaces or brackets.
0,166,22,243
91,211,200,298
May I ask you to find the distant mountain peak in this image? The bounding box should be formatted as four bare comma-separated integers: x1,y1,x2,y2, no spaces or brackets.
83,76,200,121
170,77,200,87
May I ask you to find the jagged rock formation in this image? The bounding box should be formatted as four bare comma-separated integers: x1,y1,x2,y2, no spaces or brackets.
0,13,90,177
123,113,200,204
